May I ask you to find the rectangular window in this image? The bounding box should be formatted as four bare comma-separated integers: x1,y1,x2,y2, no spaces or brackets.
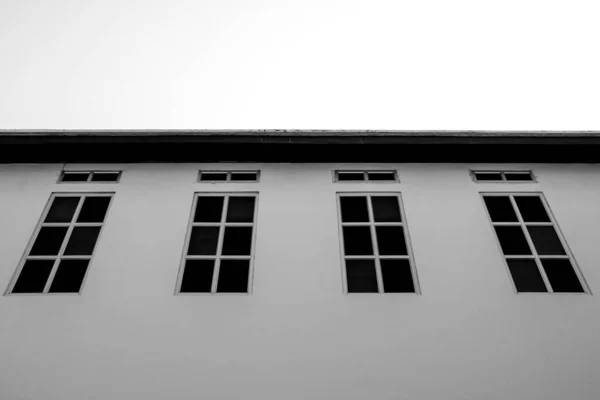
59,171,121,183
8,193,113,294
198,170,260,182
337,193,418,293
472,170,535,183
482,193,587,293
177,193,258,294
335,170,398,182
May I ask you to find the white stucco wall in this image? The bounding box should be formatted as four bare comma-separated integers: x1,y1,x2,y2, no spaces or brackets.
0,163,599,400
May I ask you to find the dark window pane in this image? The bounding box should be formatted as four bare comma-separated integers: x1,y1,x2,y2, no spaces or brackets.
381,259,415,293
180,259,214,292
77,197,111,223
505,172,533,181
527,226,566,255
64,227,101,255
340,197,369,223
60,172,89,182
372,196,401,222
367,172,396,181
343,226,373,256
200,172,227,181
483,196,518,222
90,172,120,182
194,197,224,223
230,172,258,181
475,172,503,181
221,227,253,255
217,259,250,293
226,197,255,223
514,196,550,222
188,227,219,255
507,259,547,292
376,226,408,255
541,259,584,293
337,172,364,181
346,259,378,293
48,259,89,293
30,227,68,256
12,260,54,293
494,226,532,255
45,197,80,223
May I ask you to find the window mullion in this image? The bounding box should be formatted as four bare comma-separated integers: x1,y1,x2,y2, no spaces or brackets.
211,196,228,293
366,195,384,293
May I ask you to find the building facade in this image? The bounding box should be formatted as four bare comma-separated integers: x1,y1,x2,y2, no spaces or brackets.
0,131,599,400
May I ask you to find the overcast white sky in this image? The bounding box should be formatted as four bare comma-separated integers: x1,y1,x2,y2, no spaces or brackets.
0,0,598,130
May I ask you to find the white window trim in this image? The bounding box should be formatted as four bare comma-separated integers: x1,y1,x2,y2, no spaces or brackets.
197,170,261,183
333,170,399,183
5,192,115,295
58,170,122,183
470,170,537,183
480,192,590,294
175,192,259,295
336,192,420,294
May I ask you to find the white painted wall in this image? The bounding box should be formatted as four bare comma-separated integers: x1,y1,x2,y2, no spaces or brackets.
0,163,599,400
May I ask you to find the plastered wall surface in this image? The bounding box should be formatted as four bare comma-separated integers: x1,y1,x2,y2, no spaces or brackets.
0,163,599,400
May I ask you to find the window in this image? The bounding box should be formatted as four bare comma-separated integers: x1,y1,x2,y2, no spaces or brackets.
482,193,587,293
198,170,260,182
7,193,113,294
335,170,398,182
472,170,535,183
337,193,418,293
59,171,121,183
177,193,258,294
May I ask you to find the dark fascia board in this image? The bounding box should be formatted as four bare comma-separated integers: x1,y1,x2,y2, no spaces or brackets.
1,130,600,163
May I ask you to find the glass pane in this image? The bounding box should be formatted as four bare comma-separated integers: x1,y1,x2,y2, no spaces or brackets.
230,172,257,181
221,227,253,255
367,172,396,181
90,172,120,182
200,172,227,181
48,259,89,293
226,197,255,223
30,227,68,256
188,227,219,255
483,196,518,222
527,226,566,255
505,172,533,181
541,259,584,293
376,226,408,255
77,197,111,223
217,259,250,293
494,226,532,255
514,196,550,222
346,259,378,293
507,259,547,292
45,197,80,223
337,172,364,181
342,226,373,256
12,260,55,293
64,227,101,255
474,172,503,181
381,259,415,293
61,172,89,182
371,196,401,222
194,197,224,223
340,196,369,222
180,259,214,292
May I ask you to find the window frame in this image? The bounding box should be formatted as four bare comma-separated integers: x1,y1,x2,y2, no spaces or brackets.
336,192,420,294
5,192,115,295
470,170,536,183
175,192,259,295
480,192,590,294
197,170,261,183
333,170,399,183
58,170,122,183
